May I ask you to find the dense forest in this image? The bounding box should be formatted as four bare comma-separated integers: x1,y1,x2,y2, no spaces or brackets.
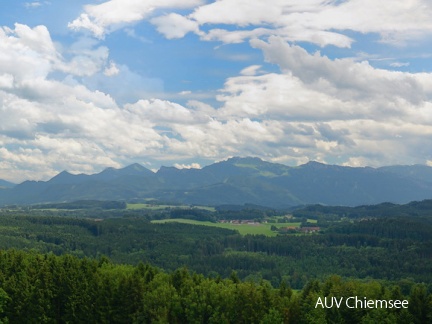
0,209,431,289
0,249,430,323
0,201,431,322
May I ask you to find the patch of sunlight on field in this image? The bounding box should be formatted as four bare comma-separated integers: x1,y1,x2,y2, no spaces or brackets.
127,203,216,212
151,219,301,236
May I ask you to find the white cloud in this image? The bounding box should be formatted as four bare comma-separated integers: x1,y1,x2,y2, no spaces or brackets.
68,0,432,51
240,65,262,76
0,74,14,89
216,72,348,120
198,35,432,167
68,13,106,38
68,0,203,38
104,61,120,76
146,0,432,48
191,0,284,27
251,36,432,107
0,24,114,84
125,99,210,125
0,23,165,181
151,13,201,39
0,24,59,81
4,0,432,183
3,21,432,181
24,2,42,9
390,62,410,68
68,0,432,50
63,45,110,77
189,0,353,46
173,163,201,169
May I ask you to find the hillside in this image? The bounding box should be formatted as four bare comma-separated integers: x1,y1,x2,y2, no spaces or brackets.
0,179,15,189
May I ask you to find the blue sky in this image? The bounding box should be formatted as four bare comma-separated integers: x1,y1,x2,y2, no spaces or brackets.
1,0,432,182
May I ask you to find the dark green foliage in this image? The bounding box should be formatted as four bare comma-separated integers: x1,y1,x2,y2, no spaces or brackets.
0,212,431,289
32,200,127,210
0,250,430,323
170,208,216,222
293,199,432,220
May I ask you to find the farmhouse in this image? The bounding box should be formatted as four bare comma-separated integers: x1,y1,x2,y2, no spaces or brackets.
300,227,320,234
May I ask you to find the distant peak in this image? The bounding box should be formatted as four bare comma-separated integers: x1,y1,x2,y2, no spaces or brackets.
304,161,325,166
124,163,146,170
156,166,179,176
300,161,329,169
120,163,154,174
225,156,264,164
47,170,89,185
51,170,73,179
102,167,116,172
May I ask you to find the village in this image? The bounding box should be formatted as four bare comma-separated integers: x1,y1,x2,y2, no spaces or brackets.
218,219,320,234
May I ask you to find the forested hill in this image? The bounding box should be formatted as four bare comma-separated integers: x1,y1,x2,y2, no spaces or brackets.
1,157,432,207
292,199,432,219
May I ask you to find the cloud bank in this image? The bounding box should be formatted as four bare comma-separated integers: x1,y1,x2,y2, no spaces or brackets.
1,1,432,182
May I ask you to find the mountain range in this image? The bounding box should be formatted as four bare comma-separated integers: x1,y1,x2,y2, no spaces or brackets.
1,157,432,208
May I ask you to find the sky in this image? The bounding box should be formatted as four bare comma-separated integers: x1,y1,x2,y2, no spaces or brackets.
1,0,432,182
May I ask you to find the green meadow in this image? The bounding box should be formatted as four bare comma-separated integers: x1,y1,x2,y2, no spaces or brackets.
151,218,301,236
127,203,216,212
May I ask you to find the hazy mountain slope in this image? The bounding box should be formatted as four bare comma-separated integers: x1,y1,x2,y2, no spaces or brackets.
379,165,432,184
0,179,15,189
1,158,432,207
269,161,432,206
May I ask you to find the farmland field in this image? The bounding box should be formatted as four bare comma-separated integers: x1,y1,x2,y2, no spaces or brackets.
151,218,301,236
127,203,216,211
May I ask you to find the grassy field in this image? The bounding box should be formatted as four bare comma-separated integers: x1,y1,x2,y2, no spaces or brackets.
151,218,301,236
127,203,181,210
127,203,216,212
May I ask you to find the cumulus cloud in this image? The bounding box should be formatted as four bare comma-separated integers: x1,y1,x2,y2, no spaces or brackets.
194,0,432,46
125,99,211,126
104,60,120,76
68,0,419,47
250,36,432,107
68,0,203,38
3,22,432,181
4,0,432,182
0,24,116,84
0,23,163,181
0,24,59,81
240,65,262,76
208,35,432,167
69,0,432,47
151,13,201,39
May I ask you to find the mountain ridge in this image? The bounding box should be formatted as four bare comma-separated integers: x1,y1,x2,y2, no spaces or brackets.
1,157,432,207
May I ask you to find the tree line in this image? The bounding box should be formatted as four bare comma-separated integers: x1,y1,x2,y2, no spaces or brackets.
0,249,430,323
